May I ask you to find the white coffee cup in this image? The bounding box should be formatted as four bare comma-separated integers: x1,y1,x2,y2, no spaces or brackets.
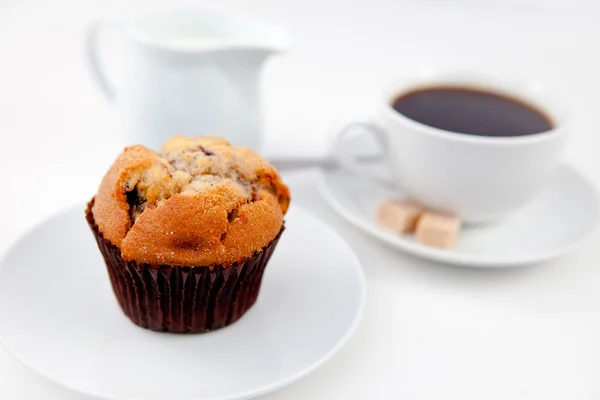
331,72,568,224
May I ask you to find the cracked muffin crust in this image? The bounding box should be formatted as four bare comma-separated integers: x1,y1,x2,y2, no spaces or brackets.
92,136,290,267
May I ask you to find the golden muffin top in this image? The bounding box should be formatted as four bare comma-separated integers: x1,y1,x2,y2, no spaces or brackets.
92,136,290,267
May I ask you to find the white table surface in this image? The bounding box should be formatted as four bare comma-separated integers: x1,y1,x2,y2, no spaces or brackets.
1,0,600,398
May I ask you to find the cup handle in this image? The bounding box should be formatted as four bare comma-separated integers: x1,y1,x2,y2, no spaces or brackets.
85,19,120,102
330,121,397,187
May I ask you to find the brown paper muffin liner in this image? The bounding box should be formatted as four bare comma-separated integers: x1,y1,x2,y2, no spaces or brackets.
85,201,283,333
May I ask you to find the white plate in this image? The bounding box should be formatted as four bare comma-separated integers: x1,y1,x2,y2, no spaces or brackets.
319,164,599,268
0,204,365,400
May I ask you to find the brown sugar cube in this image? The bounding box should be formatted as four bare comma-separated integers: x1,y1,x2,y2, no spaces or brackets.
416,212,461,250
377,199,425,234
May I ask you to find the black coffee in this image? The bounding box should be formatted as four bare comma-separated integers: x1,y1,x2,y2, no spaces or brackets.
391,86,553,137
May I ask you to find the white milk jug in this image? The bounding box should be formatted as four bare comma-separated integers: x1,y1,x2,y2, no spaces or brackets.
86,7,287,150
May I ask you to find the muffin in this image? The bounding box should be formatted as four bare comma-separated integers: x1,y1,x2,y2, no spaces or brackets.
86,136,290,333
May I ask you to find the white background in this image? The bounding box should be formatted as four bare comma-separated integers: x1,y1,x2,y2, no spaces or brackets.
1,0,600,398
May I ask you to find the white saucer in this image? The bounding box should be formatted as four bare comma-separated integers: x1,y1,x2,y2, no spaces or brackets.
0,204,365,400
319,164,599,268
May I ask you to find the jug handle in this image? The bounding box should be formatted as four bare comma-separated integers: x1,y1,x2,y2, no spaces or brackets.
85,19,119,102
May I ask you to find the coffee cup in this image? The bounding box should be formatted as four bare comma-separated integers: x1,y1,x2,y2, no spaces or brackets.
330,71,568,224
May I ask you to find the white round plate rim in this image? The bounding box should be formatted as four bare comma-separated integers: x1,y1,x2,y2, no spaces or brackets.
318,164,599,268
0,203,366,400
